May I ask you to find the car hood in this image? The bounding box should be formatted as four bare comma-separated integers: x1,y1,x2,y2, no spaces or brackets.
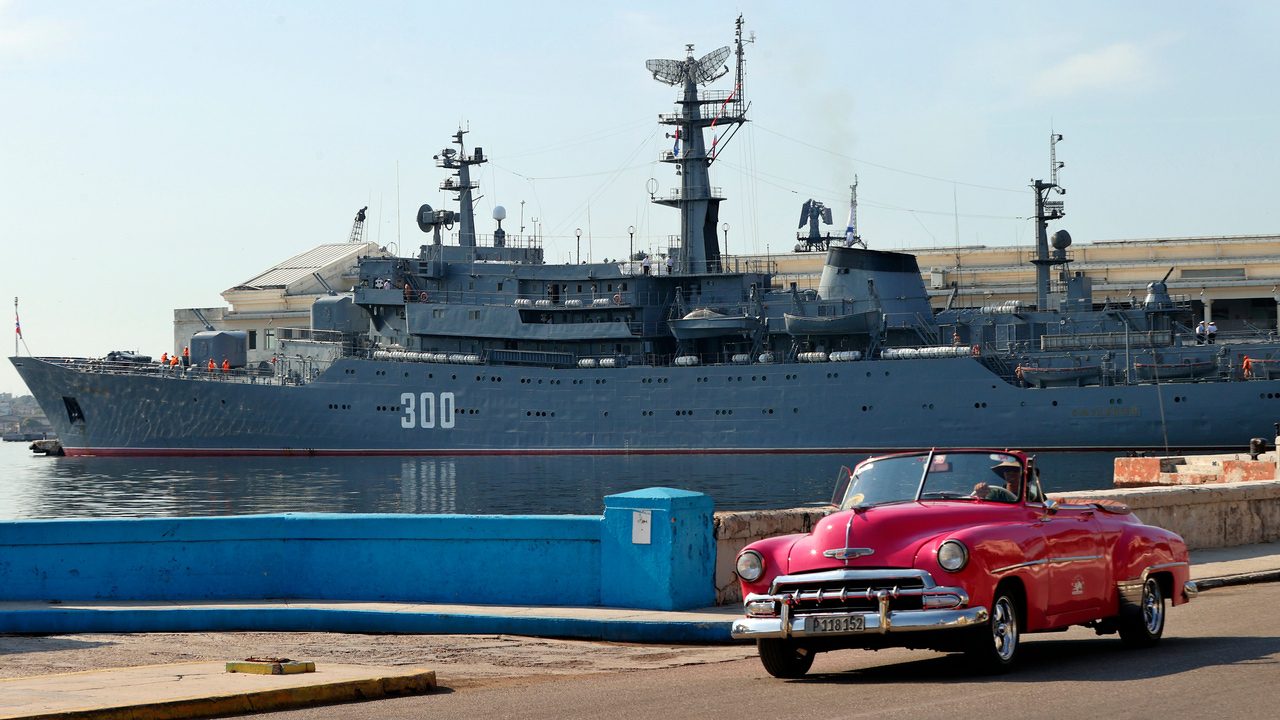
783,501,1018,574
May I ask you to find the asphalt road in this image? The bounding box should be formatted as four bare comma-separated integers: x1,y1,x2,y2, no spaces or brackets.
254,583,1280,720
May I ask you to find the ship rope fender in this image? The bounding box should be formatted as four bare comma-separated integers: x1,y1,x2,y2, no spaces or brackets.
971,344,981,357
613,293,623,305
419,291,429,303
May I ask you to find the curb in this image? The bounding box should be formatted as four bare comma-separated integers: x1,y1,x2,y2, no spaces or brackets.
0,607,737,645
0,668,436,720
1190,569,1280,592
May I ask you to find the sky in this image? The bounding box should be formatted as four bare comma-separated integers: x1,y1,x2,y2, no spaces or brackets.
2,0,1279,395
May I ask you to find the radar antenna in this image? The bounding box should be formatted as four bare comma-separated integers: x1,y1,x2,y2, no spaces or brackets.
645,45,731,87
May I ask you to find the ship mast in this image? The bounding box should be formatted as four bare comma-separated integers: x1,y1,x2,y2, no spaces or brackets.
434,130,485,248
1031,132,1067,309
646,16,749,274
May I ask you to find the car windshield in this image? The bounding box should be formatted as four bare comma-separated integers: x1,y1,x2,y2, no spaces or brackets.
838,451,1023,509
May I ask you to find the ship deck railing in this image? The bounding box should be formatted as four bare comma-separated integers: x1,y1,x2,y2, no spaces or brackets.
33,357,304,387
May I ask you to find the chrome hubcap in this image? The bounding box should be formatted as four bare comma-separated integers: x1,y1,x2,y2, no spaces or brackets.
992,597,1018,661
1143,579,1164,634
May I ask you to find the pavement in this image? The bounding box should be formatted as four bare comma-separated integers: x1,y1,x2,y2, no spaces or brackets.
1,541,1276,720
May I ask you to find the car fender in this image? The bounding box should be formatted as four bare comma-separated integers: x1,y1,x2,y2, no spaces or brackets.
915,522,1054,630
1111,524,1192,606
736,533,807,596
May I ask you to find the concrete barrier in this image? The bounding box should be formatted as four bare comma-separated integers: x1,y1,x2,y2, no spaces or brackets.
711,480,1280,605
0,487,716,612
1053,480,1280,551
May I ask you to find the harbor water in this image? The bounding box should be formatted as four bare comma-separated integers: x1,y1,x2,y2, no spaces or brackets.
0,441,1123,520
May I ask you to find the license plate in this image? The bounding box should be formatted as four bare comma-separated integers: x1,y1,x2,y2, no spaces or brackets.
806,615,865,634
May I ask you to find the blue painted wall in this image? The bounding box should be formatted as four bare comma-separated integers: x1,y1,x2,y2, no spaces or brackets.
0,488,716,610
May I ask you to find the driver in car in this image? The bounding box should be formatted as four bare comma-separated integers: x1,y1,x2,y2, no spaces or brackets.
973,459,1022,503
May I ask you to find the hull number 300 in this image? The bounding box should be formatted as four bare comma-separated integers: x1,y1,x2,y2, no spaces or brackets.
400,392,456,429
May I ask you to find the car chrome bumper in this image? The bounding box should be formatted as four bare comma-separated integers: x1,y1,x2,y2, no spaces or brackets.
730,606,989,640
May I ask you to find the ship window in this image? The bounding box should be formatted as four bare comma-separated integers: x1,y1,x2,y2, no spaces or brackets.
468,310,480,320
434,309,445,318
248,330,257,350
621,283,628,291
264,329,276,350
62,396,85,424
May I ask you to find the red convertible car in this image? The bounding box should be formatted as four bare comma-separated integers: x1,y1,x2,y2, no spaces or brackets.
731,449,1194,677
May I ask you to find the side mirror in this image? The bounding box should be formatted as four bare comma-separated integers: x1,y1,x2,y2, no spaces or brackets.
1043,499,1059,516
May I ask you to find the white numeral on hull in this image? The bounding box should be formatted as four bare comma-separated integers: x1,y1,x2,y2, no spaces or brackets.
400,392,455,429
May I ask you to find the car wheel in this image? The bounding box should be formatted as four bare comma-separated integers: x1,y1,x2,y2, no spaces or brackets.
964,591,1020,673
757,639,815,678
1119,577,1165,648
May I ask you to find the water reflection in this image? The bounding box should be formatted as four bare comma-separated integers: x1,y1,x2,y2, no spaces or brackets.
0,442,1121,520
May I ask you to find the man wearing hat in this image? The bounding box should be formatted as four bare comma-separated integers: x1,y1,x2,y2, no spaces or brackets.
973,459,1022,503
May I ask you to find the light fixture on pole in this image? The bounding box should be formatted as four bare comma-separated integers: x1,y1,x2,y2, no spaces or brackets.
575,228,582,264
628,226,636,274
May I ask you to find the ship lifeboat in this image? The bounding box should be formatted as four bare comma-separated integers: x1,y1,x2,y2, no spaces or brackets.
668,308,759,340
1016,364,1103,388
1133,359,1217,381
783,310,879,336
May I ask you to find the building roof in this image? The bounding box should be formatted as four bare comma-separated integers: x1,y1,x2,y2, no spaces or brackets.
230,244,369,291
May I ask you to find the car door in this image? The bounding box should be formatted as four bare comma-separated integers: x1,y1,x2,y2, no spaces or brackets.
1039,503,1110,622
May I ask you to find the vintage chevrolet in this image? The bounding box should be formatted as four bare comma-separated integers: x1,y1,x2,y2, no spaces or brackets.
731,449,1195,677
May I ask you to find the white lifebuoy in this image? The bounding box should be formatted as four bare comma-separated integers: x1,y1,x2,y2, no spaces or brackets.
419,291,429,302
612,293,623,305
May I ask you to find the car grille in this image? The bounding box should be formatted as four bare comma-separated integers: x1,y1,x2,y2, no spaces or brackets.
773,574,927,613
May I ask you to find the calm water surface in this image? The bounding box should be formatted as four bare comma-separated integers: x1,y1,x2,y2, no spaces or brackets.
0,442,1131,519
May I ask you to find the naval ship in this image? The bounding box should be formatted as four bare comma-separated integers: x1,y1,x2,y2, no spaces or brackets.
14,18,1280,457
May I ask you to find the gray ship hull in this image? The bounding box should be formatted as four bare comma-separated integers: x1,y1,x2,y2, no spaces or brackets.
13,355,1274,456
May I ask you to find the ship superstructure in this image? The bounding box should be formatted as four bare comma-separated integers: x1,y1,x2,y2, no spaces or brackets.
14,16,1280,457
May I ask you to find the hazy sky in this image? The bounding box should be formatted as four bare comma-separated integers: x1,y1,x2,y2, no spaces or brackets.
3,1,1279,395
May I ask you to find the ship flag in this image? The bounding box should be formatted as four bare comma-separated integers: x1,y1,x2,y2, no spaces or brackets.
672,127,681,157
13,298,20,339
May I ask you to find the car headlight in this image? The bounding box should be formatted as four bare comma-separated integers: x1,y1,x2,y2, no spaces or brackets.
736,550,765,582
937,540,969,572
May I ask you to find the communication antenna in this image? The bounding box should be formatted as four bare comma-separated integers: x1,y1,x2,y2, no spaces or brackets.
1049,130,1065,192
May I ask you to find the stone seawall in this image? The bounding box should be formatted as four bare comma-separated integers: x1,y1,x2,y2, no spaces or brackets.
711,480,1280,605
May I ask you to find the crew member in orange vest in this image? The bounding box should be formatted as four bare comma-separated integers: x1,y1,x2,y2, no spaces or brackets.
221,358,230,373
169,354,180,369
183,346,190,368
160,352,169,366
207,358,216,372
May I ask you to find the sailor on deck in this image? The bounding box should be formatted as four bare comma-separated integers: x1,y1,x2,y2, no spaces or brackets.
1196,321,1208,345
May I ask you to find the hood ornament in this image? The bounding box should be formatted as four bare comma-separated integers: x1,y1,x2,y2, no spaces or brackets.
823,547,875,560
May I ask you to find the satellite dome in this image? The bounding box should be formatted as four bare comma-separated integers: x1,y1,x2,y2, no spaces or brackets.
1051,229,1072,250
493,205,507,221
